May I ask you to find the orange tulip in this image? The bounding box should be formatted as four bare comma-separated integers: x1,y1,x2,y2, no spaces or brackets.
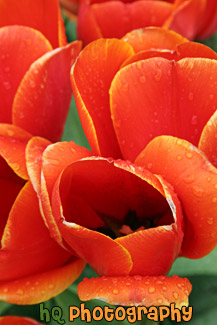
76,0,217,45
0,124,85,305
0,25,81,142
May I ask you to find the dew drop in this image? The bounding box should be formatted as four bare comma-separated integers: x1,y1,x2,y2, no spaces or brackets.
192,186,204,198
29,80,36,88
186,152,192,159
139,75,146,83
147,163,152,169
154,69,162,82
113,289,119,295
10,163,20,171
7,129,14,137
188,92,194,101
173,292,179,299
126,282,131,286
214,184,217,190
48,284,54,289
157,299,163,304
209,94,214,100
191,115,198,125
176,155,182,161
134,275,142,281
183,175,195,184
3,288,8,293
149,286,155,294
16,289,24,295
162,286,167,291
122,82,128,92
3,81,11,90
212,197,217,203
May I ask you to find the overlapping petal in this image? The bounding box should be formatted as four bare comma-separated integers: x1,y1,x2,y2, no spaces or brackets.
0,0,66,48
71,38,134,157
0,317,42,325
78,275,192,308
136,136,217,259
13,41,82,142
110,57,217,161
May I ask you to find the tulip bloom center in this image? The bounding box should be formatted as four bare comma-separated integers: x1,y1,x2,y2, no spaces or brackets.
60,159,175,239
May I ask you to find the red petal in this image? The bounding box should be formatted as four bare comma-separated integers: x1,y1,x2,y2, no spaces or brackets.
199,110,217,168
0,182,71,281
110,57,217,161
0,26,52,123
116,175,183,275
197,0,217,39
136,136,217,258
164,0,205,40
122,27,188,53
40,141,91,245
26,137,51,194
13,41,81,142
0,258,85,304
78,275,192,308
71,38,134,157
90,1,172,39
0,0,66,48
0,124,32,179
0,317,42,325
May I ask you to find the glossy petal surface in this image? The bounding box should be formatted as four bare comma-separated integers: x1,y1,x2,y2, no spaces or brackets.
122,27,188,53
111,57,217,161
136,136,217,258
78,275,192,308
0,0,66,48
71,38,134,157
0,182,71,281
0,258,85,304
199,110,217,168
0,26,52,123
13,41,81,142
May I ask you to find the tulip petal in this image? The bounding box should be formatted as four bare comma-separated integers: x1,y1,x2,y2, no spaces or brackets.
110,57,217,161
136,136,217,258
0,316,42,325
116,175,183,275
51,160,134,276
90,0,172,40
0,258,85,304
164,0,205,40
0,124,32,179
71,38,134,157
0,182,71,281
26,137,51,194
197,0,217,39
40,141,91,245
199,110,217,168
13,41,81,142
122,41,217,68
78,275,192,308
0,26,52,123
122,27,188,53
0,0,66,48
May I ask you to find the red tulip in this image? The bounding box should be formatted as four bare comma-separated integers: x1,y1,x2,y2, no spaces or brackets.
77,0,217,45
0,316,42,325
0,124,85,304
69,28,216,303
0,25,81,142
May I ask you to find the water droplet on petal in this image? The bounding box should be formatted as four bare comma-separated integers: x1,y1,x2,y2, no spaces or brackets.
16,289,24,295
149,287,155,294
176,155,182,161
212,197,217,203
29,80,36,88
186,152,192,159
3,81,11,90
154,69,162,81
173,292,179,299
188,92,194,101
134,275,142,281
139,75,146,83
191,115,198,125
183,175,195,184
113,289,119,295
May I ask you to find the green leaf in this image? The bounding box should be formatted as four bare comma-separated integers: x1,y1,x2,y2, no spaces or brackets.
62,11,77,43
61,97,90,149
197,31,217,52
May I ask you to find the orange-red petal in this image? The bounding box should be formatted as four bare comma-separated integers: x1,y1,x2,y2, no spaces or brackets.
0,124,32,179
13,41,81,142
71,38,134,157
197,0,217,39
0,258,85,304
0,182,71,281
0,316,42,325
0,0,66,48
116,175,183,276
78,275,192,308
136,136,217,259
199,110,217,168
164,0,205,40
122,27,188,53
0,26,52,123
110,57,217,161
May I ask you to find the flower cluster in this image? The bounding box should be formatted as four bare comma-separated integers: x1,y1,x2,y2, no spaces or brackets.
0,0,217,323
